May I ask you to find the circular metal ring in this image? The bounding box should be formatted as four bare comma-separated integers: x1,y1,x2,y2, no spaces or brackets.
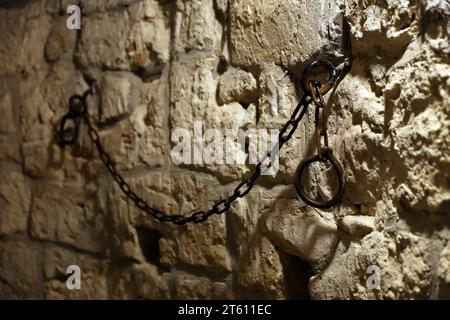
301,60,338,96
295,148,345,208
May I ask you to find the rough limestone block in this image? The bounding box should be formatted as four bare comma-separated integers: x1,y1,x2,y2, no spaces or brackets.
266,198,339,272
106,76,170,170
217,68,258,105
76,10,130,70
45,18,77,63
44,247,108,299
176,218,232,275
0,77,21,162
257,64,298,123
126,0,171,70
174,0,223,53
383,56,450,214
80,0,136,13
159,238,177,267
0,90,15,135
172,274,231,299
101,187,146,262
112,263,170,299
228,189,285,298
0,166,31,236
30,183,106,253
0,241,42,299
309,232,432,299
170,52,220,130
0,3,52,73
338,215,375,237
20,82,55,177
345,0,418,59
169,52,255,179
99,71,142,122
229,0,340,68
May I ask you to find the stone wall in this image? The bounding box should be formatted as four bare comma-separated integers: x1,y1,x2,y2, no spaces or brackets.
0,0,449,299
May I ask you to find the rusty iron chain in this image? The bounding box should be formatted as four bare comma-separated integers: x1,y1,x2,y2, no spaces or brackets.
295,59,351,208
57,59,350,224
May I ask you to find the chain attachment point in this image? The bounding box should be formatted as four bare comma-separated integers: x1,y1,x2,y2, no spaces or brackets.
294,58,351,208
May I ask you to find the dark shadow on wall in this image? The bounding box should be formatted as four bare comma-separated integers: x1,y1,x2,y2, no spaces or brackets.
136,227,165,269
0,0,31,8
277,248,313,300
